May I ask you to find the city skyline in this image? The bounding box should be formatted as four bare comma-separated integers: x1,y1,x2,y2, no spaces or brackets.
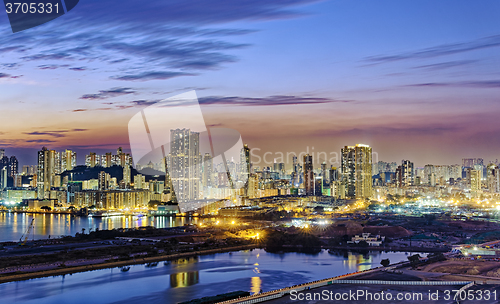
2,145,499,170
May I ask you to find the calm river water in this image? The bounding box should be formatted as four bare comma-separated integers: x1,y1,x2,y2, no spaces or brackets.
0,212,197,242
0,249,418,304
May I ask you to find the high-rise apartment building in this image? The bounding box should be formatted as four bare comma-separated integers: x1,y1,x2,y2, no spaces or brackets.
240,144,250,180
330,166,338,182
37,147,58,198
487,164,500,193
341,144,372,199
167,129,201,203
401,160,414,187
8,156,18,178
202,153,213,189
0,155,9,172
355,144,372,198
321,162,328,185
273,161,285,179
117,147,132,167
104,152,113,168
86,152,99,167
61,149,77,172
98,171,110,190
134,174,146,190
470,169,481,196
0,167,7,190
123,165,131,189
341,146,356,197
303,154,313,195
291,155,300,186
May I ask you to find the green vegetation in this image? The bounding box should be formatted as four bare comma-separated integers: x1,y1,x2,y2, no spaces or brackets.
380,258,390,267
264,229,322,253
407,254,421,267
66,226,185,241
0,228,252,269
465,231,500,244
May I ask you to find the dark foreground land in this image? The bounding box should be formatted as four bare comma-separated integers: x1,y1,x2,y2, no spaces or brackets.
0,226,258,283
238,265,500,304
264,283,500,304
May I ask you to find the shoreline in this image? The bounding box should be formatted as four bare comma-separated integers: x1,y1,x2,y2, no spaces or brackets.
0,244,258,284
324,245,449,253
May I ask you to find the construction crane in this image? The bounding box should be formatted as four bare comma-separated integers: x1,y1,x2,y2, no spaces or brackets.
19,218,35,246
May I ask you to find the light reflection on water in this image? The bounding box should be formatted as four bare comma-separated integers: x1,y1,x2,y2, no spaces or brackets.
0,249,418,304
0,212,199,242
251,276,262,295
170,271,199,288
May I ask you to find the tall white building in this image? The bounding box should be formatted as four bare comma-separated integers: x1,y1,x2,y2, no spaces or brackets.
167,129,201,203
37,147,59,198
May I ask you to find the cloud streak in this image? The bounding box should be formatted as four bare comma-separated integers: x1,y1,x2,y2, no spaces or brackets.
198,95,354,106
412,60,477,71
80,87,136,100
364,35,500,64
404,80,500,88
112,71,195,81
38,64,70,70
24,129,88,138
25,139,56,143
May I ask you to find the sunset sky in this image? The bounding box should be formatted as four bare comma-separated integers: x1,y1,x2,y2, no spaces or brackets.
1,0,500,167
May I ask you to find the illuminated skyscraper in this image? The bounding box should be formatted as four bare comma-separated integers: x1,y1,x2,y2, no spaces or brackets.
134,174,146,189
104,152,113,168
401,160,414,187
470,169,481,197
321,162,328,185
98,171,110,190
0,155,8,173
202,153,213,189
341,146,356,197
123,165,131,189
423,165,435,185
330,166,338,182
61,149,76,172
273,161,285,179
86,152,98,167
37,147,58,198
8,156,18,178
0,167,7,190
240,144,250,179
164,156,177,203
355,144,372,198
167,129,201,203
291,155,299,186
341,144,372,199
117,147,132,167
486,164,499,193
303,154,313,195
